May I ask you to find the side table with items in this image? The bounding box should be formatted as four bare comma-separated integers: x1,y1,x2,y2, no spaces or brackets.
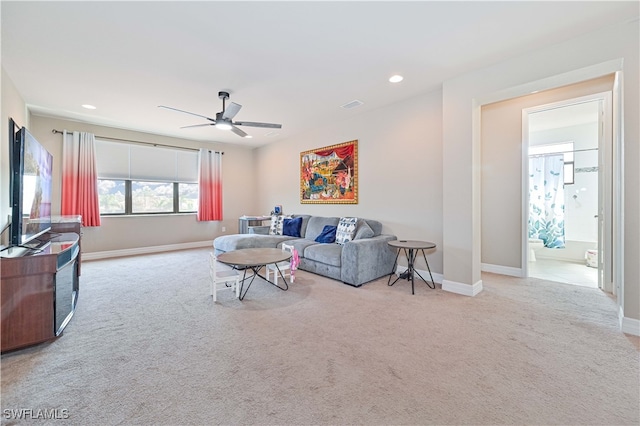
238,215,271,234
387,240,436,295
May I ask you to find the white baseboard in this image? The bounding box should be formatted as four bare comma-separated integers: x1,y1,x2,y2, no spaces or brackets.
481,263,523,277
442,279,483,296
83,241,212,261
619,306,640,336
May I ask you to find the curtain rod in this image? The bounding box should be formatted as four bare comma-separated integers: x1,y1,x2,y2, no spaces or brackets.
528,147,598,157
51,129,223,154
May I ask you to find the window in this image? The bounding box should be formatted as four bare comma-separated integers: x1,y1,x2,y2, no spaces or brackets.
98,179,126,214
179,183,199,211
563,162,575,185
132,181,174,213
95,140,198,215
97,180,198,215
529,142,574,185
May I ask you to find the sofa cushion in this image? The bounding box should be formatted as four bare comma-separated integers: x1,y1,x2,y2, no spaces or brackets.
315,225,337,243
304,243,342,267
269,215,286,235
304,216,340,240
283,216,303,237
336,217,358,245
214,234,294,252
291,214,312,238
361,219,383,236
278,238,318,256
354,220,375,240
248,225,269,235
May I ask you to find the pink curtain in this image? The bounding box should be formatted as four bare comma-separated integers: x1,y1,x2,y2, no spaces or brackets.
61,131,101,226
197,148,223,221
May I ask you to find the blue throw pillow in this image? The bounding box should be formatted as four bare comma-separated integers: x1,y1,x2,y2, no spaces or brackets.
283,216,303,237
315,225,337,243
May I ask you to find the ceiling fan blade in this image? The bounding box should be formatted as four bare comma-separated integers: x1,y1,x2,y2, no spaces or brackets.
230,125,248,138
234,121,282,129
158,105,215,122
180,123,215,129
222,102,242,120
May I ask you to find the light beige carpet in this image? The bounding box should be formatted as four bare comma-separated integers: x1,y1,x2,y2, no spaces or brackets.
1,248,638,425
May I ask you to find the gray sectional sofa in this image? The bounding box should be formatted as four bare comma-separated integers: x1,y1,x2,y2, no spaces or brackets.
213,214,397,287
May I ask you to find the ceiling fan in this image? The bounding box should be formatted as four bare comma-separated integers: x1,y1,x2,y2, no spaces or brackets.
159,91,282,138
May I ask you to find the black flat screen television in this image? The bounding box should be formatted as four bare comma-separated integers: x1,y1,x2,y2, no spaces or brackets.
9,119,53,247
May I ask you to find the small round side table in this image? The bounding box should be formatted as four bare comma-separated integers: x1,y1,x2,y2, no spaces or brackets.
387,240,436,294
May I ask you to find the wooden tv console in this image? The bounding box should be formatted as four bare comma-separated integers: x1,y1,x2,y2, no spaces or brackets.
0,231,80,353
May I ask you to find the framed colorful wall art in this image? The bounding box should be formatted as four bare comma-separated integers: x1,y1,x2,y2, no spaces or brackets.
300,140,358,204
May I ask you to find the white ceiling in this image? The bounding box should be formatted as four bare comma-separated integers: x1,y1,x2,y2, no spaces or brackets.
2,1,637,147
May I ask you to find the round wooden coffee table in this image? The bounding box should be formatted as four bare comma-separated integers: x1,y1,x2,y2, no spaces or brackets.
217,248,292,300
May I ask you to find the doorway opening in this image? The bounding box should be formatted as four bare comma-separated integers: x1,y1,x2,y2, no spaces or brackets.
523,93,613,292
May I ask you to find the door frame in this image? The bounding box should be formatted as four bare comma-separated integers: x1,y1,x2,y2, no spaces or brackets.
521,91,614,293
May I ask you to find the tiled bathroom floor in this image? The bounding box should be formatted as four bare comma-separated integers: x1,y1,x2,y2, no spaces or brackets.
529,258,599,288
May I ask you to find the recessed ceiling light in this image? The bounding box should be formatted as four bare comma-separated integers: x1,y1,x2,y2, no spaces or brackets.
82,104,96,110
244,135,253,138
389,75,404,83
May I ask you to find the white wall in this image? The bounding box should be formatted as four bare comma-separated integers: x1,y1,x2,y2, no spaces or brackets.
26,115,258,254
1,67,28,246
444,20,639,320
480,76,613,269
254,90,444,275
3,20,638,327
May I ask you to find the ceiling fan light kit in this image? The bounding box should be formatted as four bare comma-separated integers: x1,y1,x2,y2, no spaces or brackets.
215,120,233,131
159,91,282,138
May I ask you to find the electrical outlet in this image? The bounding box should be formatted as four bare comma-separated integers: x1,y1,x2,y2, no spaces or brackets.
222,226,226,232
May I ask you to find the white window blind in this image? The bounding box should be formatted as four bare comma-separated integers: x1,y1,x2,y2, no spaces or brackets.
95,140,129,179
176,151,198,182
95,139,198,182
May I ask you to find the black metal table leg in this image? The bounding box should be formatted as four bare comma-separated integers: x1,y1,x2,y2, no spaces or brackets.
421,249,436,289
408,248,416,295
411,249,436,289
238,264,289,301
387,241,437,294
387,249,402,286
217,248,293,301
238,266,258,301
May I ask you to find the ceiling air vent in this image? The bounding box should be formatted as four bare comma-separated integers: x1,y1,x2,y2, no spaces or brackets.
341,100,364,110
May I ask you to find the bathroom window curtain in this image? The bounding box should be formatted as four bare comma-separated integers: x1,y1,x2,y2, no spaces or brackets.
528,154,565,248
197,148,223,221
61,130,101,226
